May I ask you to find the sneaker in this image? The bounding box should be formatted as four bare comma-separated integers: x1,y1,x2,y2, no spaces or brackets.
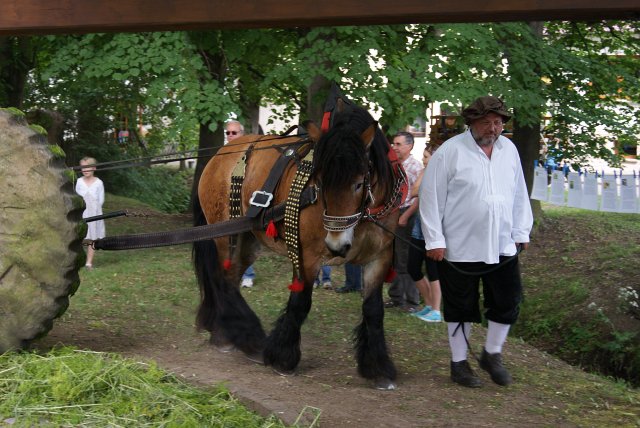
450,360,482,388
241,278,254,288
411,305,432,318
313,281,321,289
418,310,442,323
479,348,513,386
322,281,333,290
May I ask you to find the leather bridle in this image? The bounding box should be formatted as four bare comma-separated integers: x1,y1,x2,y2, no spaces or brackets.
320,166,374,232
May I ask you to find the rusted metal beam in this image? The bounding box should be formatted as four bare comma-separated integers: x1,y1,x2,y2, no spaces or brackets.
1,0,639,35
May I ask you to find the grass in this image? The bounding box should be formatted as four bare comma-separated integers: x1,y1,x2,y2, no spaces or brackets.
515,202,640,388
0,348,286,427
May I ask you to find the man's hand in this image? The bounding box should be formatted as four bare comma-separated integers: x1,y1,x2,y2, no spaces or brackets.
398,212,409,227
517,242,529,251
426,248,445,261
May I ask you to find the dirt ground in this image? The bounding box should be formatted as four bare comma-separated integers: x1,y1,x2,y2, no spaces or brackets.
38,300,583,427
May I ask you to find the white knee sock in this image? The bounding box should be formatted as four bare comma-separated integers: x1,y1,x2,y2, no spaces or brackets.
485,320,511,354
448,322,472,362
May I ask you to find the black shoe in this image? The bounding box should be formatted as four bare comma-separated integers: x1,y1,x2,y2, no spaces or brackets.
450,360,482,388
384,300,403,308
479,348,513,386
335,286,357,293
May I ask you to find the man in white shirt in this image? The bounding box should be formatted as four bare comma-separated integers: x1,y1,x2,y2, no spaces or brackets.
420,96,533,388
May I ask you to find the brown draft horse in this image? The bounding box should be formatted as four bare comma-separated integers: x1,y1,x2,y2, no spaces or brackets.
193,100,405,389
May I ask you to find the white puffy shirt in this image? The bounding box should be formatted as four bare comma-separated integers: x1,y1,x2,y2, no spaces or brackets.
420,130,533,264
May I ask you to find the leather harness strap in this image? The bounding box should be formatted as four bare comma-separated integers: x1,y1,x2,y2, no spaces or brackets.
92,186,318,251
245,138,312,219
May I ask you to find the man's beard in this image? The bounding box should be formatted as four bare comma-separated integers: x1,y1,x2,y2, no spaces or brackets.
471,129,498,147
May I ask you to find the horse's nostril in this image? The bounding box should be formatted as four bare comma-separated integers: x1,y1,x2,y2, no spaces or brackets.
328,244,351,258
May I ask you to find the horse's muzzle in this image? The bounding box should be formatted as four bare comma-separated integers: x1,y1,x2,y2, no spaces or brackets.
324,227,355,258
328,243,351,258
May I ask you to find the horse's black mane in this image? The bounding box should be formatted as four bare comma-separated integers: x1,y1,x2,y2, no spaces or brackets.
312,103,394,200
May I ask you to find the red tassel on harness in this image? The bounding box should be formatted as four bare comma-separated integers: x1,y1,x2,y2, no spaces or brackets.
288,277,304,293
265,220,278,238
320,111,331,133
384,266,397,283
223,259,232,271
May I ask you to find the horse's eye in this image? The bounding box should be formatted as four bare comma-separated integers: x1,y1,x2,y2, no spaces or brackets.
354,182,364,192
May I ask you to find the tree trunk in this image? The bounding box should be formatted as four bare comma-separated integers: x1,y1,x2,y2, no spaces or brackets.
192,121,223,205
0,36,35,109
305,74,331,124
512,120,542,219
242,98,262,134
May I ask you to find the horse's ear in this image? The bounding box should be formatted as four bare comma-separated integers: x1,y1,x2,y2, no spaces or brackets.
306,121,322,142
361,124,376,149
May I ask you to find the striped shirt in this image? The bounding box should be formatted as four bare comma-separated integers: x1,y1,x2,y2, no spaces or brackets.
401,155,424,209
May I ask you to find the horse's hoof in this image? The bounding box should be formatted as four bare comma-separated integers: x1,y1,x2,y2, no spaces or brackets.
374,378,397,390
272,367,296,377
214,343,236,354
244,351,264,365
209,331,235,353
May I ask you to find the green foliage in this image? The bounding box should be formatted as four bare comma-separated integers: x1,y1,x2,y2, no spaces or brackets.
539,21,640,169
26,32,234,164
0,347,286,427
47,144,66,159
28,123,47,135
16,21,640,180
103,166,192,214
0,107,25,117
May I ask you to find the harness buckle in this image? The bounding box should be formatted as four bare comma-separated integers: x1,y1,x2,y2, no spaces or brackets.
249,190,274,208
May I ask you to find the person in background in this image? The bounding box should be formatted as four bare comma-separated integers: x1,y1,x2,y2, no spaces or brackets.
225,120,244,143
421,96,533,388
335,263,362,293
407,146,442,322
75,156,105,270
314,265,332,289
385,131,423,311
225,120,256,288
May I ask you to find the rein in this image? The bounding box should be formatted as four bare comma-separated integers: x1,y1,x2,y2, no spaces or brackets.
69,133,308,173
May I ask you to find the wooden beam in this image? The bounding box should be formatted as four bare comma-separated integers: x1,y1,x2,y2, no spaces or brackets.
1,0,639,35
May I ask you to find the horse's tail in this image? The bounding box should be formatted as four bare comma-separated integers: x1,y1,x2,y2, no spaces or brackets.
192,192,224,332
192,192,267,354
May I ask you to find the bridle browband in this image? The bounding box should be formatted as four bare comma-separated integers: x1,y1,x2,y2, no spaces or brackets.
321,170,373,232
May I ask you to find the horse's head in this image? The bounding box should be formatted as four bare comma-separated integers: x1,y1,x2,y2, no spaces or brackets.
312,104,378,258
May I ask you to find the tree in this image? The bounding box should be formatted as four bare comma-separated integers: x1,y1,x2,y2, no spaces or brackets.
0,36,36,108
21,21,639,203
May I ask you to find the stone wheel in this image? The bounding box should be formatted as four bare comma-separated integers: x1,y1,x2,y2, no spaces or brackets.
0,109,85,352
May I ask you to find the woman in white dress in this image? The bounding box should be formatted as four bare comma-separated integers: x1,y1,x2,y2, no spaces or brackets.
75,157,105,269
